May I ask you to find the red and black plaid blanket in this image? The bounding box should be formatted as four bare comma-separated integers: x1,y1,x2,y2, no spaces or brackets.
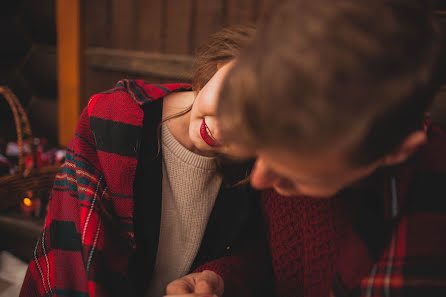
19,80,272,297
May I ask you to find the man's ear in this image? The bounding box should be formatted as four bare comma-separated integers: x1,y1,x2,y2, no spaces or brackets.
382,130,427,166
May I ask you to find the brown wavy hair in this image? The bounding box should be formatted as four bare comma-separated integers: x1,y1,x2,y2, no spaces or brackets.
160,24,256,125
160,24,257,186
192,24,256,92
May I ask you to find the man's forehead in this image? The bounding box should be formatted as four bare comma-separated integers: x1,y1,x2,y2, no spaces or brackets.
258,147,350,175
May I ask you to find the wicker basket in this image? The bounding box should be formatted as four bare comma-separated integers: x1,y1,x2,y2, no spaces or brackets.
0,86,60,211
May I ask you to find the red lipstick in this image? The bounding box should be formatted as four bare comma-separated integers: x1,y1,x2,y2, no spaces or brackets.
200,119,219,147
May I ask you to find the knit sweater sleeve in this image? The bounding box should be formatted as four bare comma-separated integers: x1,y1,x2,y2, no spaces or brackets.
193,247,274,297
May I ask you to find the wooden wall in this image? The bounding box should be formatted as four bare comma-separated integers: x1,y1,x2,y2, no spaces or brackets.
83,0,275,103
82,0,446,100
54,0,275,145
85,0,271,53
56,0,446,146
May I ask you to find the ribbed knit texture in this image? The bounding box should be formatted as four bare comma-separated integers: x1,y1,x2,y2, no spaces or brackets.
260,190,353,297
146,123,222,297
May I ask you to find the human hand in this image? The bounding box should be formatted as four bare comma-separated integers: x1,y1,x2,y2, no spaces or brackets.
165,270,224,297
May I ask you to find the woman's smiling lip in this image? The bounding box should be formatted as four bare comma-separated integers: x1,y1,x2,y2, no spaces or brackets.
200,119,220,147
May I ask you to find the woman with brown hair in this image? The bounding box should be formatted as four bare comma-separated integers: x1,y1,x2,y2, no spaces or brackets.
20,26,272,297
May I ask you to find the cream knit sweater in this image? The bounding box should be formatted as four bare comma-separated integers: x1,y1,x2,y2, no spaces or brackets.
146,123,222,297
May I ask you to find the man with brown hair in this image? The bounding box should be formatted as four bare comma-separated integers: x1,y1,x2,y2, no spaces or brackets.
217,0,446,296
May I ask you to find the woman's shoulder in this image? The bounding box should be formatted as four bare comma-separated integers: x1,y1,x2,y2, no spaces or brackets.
86,79,191,127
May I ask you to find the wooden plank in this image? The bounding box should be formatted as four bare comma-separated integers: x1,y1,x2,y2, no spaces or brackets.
86,47,194,80
225,0,240,25
192,0,223,50
111,0,136,49
84,68,168,105
56,0,82,147
0,212,44,238
245,0,258,23
84,68,132,104
135,0,163,51
164,0,193,54
0,211,44,261
256,0,276,21
85,0,111,47
225,0,257,25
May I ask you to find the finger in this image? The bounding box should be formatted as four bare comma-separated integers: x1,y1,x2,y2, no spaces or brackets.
166,279,194,295
195,281,223,297
194,280,214,295
194,271,224,297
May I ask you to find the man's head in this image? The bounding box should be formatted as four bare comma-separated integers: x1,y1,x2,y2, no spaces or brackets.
218,0,443,197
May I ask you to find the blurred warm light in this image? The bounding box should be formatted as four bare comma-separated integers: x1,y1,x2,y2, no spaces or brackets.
23,198,33,207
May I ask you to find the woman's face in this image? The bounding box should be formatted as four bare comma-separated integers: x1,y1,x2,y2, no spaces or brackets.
189,61,234,157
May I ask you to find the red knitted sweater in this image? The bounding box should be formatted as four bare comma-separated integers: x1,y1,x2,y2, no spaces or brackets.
260,190,353,297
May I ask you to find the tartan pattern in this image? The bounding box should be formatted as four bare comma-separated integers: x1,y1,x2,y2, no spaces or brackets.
333,122,446,297
261,121,446,297
20,80,257,297
357,207,446,297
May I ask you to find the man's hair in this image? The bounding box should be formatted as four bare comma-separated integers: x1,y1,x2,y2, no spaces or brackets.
218,0,444,166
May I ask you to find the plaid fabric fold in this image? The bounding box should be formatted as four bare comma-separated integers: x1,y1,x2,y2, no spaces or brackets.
332,122,446,297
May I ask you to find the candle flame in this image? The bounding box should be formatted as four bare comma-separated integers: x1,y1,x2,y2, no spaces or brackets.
23,198,33,207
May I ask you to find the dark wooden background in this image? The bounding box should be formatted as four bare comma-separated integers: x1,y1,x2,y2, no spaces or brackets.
81,0,446,140
82,0,276,105
0,0,445,146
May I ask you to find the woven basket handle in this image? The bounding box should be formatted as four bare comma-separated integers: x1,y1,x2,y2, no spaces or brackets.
0,86,34,174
